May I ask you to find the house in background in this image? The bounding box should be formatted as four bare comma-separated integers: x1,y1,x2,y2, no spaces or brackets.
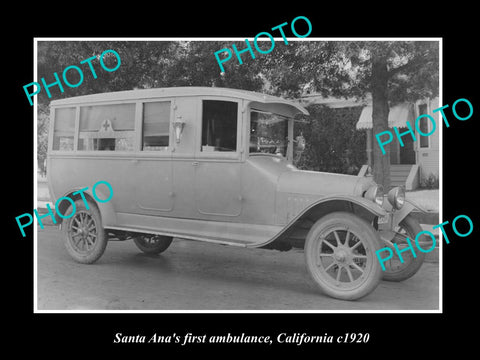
299,95,440,190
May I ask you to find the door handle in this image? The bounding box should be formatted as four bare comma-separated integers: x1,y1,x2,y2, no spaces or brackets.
192,161,199,166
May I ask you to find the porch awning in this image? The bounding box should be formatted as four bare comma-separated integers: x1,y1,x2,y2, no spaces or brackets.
356,103,415,130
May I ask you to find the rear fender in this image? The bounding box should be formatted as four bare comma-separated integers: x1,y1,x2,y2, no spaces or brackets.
54,186,117,227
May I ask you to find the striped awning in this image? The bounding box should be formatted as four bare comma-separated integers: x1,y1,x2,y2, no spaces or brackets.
356,103,415,130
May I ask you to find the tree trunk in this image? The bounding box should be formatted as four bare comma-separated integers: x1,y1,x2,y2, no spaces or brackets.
371,55,391,190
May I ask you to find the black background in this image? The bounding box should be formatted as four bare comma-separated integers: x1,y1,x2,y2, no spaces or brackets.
6,4,479,356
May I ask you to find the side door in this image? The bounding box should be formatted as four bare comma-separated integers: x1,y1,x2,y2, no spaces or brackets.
194,98,244,218
134,100,174,214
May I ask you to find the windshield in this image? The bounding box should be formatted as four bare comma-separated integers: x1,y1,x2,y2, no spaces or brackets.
249,110,289,156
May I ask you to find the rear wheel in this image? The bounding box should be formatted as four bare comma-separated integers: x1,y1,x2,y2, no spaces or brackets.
304,212,382,300
63,199,107,264
133,234,173,254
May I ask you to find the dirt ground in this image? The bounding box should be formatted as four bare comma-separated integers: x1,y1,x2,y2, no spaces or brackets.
36,227,440,311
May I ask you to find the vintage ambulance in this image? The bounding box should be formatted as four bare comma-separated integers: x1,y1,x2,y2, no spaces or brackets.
47,87,427,300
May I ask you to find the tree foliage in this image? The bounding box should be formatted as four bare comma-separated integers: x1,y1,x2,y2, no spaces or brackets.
268,40,439,187
296,105,366,175
36,40,439,185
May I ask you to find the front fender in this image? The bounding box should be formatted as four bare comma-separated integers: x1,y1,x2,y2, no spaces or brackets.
284,194,387,224
256,194,386,248
390,198,427,229
291,194,387,224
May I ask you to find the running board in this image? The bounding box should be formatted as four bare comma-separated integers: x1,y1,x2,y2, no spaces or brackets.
106,213,284,247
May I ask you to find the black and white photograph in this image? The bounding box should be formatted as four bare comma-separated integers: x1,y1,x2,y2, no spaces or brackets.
7,7,479,355
33,38,441,311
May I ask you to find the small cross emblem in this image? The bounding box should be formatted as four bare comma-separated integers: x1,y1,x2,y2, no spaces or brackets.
100,119,113,132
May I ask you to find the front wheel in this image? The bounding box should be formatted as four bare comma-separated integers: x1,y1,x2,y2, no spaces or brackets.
304,212,383,301
382,214,427,282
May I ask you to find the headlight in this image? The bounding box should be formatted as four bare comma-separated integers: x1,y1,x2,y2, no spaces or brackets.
387,186,405,210
364,184,384,206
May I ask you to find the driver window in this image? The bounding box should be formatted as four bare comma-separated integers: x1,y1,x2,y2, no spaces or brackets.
249,110,288,156
201,100,238,152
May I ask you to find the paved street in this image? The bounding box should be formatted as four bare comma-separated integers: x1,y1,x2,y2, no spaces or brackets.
37,226,439,311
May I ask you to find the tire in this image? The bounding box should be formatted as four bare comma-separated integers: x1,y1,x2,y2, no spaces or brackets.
382,214,427,282
304,212,383,301
133,234,173,254
63,199,107,264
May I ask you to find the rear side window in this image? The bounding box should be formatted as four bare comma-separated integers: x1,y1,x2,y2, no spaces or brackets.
78,103,136,151
52,107,76,151
142,101,171,150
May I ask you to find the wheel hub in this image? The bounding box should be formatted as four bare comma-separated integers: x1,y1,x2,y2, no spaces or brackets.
77,227,88,237
334,247,353,264
334,249,347,262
